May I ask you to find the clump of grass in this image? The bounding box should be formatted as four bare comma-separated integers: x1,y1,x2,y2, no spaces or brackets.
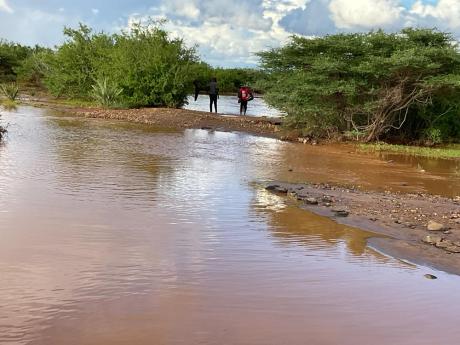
359,143,460,159
91,77,122,108
0,83,19,101
1,99,17,110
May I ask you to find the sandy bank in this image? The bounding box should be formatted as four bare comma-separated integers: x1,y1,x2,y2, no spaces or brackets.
25,98,284,138
265,181,460,275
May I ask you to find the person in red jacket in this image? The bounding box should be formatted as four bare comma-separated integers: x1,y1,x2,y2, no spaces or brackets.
238,85,254,115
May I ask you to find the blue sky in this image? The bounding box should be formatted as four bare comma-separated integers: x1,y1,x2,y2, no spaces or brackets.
1,0,459,67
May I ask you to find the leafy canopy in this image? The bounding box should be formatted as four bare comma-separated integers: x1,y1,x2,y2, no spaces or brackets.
258,28,460,142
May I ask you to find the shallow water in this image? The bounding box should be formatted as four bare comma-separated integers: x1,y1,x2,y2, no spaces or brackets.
183,94,284,117
1,106,460,345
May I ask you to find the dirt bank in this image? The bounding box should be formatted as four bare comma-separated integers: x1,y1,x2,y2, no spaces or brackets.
24,97,284,138
264,181,460,275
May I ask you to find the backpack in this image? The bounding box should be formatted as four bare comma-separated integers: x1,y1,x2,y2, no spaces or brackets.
240,87,250,101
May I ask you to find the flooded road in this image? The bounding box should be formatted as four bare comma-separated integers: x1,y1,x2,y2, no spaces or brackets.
184,95,284,117
1,106,460,345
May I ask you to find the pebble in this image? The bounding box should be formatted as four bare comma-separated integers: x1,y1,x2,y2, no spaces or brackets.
332,208,350,217
305,198,319,205
424,274,438,280
422,235,443,245
427,220,446,232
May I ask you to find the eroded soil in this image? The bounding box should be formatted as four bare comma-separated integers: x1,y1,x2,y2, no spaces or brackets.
265,181,460,275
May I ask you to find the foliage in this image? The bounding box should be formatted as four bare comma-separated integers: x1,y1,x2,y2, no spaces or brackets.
189,63,266,94
0,40,31,82
91,77,122,107
424,127,443,145
42,22,198,108
258,29,460,142
0,82,19,100
14,48,53,86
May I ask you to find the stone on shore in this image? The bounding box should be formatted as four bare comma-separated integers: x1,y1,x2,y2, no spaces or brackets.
424,274,438,280
422,235,443,245
305,198,319,205
427,220,446,232
332,208,349,217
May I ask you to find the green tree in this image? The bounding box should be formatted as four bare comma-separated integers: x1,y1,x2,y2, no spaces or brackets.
258,29,460,142
0,40,33,82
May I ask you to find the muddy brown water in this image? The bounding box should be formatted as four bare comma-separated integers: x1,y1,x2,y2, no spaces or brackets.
1,106,460,345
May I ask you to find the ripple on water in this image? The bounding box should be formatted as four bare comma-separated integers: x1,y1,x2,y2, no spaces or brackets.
0,107,459,345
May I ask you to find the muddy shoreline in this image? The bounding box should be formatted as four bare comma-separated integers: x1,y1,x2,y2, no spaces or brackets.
20,98,460,275
264,181,460,275
23,98,284,138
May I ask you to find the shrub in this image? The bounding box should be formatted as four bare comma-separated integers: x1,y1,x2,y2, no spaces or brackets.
43,21,198,108
91,77,122,107
0,83,19,100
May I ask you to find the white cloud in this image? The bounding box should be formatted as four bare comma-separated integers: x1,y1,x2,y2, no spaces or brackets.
159,0,200,20
329,0,403,29
128,0,298,66
92,8,99,15
0,8,75,47
0,0,13,13
411,0,460,28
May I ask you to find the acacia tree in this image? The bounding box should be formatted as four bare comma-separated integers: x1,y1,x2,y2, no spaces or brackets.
258,29,460,142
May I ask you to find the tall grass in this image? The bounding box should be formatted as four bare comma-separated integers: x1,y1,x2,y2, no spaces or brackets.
0,83,19,101
360,143,460,159
91,77,122,107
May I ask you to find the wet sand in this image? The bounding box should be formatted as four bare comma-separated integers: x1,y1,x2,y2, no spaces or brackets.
264,181,460,275
25,98,283,138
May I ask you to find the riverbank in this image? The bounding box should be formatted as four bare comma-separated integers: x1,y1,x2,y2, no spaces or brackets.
264,181,460,275
22,97,284,138
18,98,460,274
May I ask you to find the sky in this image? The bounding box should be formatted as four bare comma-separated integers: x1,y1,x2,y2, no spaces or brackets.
1,0,460,67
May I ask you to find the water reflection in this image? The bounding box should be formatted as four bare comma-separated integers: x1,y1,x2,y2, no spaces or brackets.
0,107,459,345
184,95,284,117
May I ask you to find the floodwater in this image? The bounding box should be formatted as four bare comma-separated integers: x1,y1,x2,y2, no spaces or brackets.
1,106,460,345
184,95,284,117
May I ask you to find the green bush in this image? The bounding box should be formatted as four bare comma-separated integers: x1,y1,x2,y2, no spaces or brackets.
424,128,443,145
42,21,198,108
91,77,122,107
0,40,32,82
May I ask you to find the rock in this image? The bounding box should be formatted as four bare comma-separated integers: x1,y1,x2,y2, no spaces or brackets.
369,217,377,222
288,169,293,172
266,184,288,194
287,191,298,199
427,220,446,232
424,274,438,280
322,196,333,203
422,235,443,245
324,203,332,207
444,230,452,235
265,184,279,191
435,240,453,249
445,246,460,253
332,208,349,217
305,198,319,205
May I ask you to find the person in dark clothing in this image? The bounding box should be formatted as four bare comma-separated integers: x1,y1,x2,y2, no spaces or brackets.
193,79,200,101
209,77,219,113
238,85,254,115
